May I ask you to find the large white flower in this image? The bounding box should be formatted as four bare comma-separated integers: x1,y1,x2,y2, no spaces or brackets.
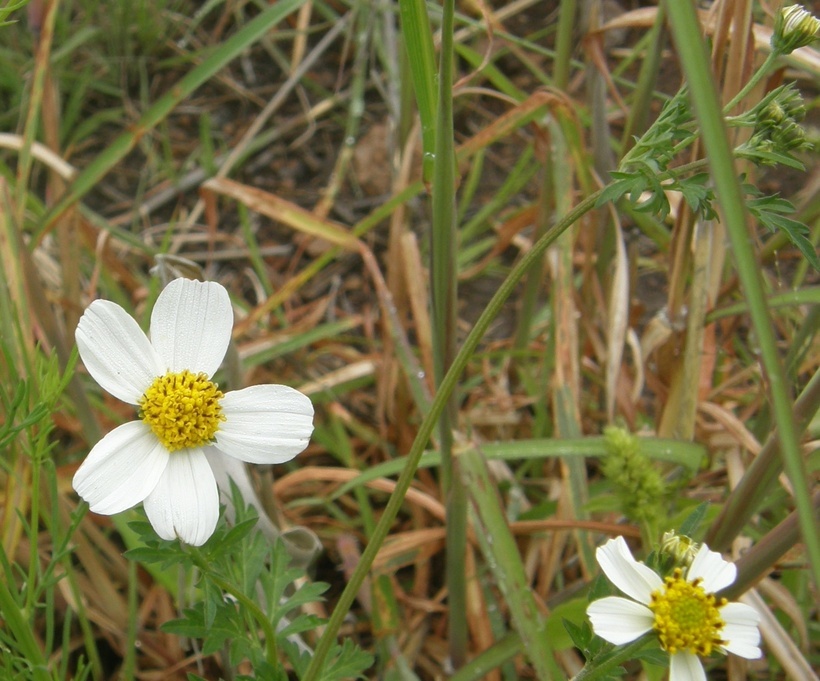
587,536,761,681
73,278,314,546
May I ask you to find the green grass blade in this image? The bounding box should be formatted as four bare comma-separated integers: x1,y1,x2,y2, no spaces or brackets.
461,447,560,680
398,0,437,183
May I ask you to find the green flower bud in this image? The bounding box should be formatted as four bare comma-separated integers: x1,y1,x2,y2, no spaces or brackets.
772,4,820,54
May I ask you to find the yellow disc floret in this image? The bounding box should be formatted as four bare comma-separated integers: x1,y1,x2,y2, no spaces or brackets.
139,370,225,452
649,568,727,656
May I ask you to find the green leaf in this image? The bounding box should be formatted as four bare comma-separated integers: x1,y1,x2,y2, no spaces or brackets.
678,501,710,538
747,193,820,270
563,618,592,653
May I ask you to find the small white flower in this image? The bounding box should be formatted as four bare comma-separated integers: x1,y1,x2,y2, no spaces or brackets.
587,537,761,681
73,278,314,546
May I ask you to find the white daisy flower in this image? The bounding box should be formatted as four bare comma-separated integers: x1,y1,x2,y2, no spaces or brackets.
73,278,314,546
587,536,761,681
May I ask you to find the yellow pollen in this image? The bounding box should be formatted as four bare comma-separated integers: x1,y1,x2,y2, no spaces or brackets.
649,568,727,657
139,370,225,452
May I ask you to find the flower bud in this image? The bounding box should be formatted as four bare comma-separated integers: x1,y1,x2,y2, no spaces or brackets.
772,4,820,54
659,530,699,569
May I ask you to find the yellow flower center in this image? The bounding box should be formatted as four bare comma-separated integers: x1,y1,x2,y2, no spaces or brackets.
139,370,225,452
649,569,727,656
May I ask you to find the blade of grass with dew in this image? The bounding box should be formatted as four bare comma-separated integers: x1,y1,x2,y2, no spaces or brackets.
36,0,306,243
663,0,820,588
398,0,437,184
460,447,561,679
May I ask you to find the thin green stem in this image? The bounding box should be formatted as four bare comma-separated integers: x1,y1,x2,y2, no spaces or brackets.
722,52,778,113
188,549,279,669
431,0,467,667
301,188,604,681
664,0,820,589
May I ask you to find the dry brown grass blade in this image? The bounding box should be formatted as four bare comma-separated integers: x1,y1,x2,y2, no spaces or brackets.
456,90,573,162
464,545,501,681
273,466,447,523
373,527,446,575
399,231,435,385
742,589,819,680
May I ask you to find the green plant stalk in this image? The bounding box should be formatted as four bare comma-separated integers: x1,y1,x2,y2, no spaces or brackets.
431,0,467,667
570,634,653,681
553,0,577,90
722,52,778,114
301,187,605,681
664,0,820,588
398,0,437,183
36,0,306,242
14,0,58,224
461,448,561,680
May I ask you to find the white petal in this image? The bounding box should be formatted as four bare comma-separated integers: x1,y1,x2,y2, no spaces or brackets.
669,652,706,681
73,421,168,515
215,385,314,464
720,602,762,659
586,596,655,644
76,299,163,404
149,278,232,376
596,536,662,604
688,544,736,593
143,449,219,546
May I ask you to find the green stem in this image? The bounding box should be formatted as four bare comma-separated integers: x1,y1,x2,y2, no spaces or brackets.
431,0,467,668
722,52,778,113
663,0,820,589
189,549,279,669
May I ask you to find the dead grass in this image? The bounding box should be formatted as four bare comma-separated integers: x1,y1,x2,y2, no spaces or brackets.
0,0,818,679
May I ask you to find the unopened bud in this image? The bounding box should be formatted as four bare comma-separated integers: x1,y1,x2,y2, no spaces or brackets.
772,4,820,54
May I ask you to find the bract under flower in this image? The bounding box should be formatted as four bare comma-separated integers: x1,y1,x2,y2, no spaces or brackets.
73,278,314,545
